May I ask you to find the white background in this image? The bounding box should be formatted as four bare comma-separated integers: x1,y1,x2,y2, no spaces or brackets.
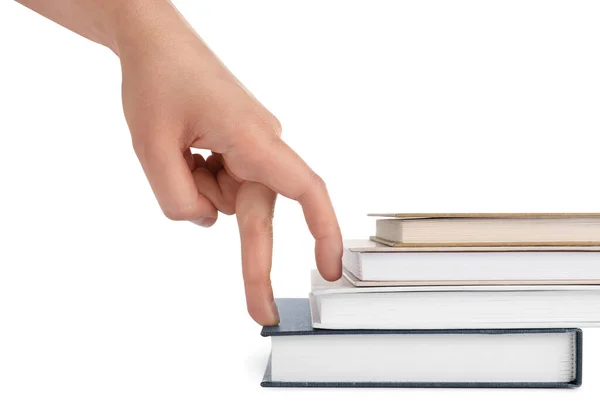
1,0,599,409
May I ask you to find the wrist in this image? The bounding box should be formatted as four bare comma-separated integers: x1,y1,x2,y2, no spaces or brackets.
110,0,198,58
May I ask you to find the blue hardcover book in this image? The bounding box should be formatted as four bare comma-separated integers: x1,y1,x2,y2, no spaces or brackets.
261,298,582,388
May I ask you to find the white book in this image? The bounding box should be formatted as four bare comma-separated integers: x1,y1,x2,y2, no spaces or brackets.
309,270,600,329
343,240,600,284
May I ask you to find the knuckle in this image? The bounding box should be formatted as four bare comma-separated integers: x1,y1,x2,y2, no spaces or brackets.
244,273,272,289
268,114,282,137
234,115,282,146
226,115,283,179
296,172,327,202
241,214,274,237
309,172,326,191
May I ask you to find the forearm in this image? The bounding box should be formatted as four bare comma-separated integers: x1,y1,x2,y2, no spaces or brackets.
15,0,192,56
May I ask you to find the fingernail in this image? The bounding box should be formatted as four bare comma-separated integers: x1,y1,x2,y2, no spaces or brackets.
191,217,216,228
268,300,280,325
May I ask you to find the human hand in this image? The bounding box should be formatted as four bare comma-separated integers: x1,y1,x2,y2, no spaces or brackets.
117,3,342,325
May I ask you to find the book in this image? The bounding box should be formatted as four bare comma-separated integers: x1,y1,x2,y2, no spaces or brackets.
261,298,582,388
309,270,600,329
369,213,600,246
342,240,600,284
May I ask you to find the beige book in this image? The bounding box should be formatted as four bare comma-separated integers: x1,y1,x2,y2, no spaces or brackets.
370,213,600,246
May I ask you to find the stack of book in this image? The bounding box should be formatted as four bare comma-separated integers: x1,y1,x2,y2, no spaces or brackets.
261,213,600,388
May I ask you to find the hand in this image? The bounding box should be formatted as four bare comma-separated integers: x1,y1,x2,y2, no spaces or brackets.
117,4,343,325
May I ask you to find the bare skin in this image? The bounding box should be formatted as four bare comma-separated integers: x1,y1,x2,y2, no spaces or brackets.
15,0,343,325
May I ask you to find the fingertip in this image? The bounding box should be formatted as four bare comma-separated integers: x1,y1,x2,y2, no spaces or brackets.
317,264,342,282
315,236,343,282
191,217,217,228
246,294,280,326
